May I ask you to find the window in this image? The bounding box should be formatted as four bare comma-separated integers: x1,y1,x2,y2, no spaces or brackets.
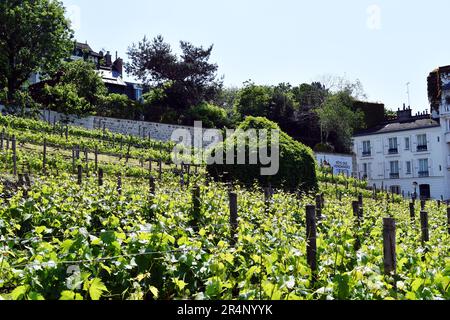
390,161,399,179
404,137,410,150
388,138,398,154
418,159,429,177
362,163,368,179
417,134,428,151
362,141,371,156
406,161,412,175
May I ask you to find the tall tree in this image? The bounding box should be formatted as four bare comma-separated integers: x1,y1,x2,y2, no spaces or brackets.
126,35,222,111
31,60,107,116
0,0,73,102
315,92,365,153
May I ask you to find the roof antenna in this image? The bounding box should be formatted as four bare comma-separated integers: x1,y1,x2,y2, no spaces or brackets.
406,82,411,108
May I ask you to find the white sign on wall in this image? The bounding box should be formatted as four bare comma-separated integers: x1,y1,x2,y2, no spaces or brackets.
315,152,353,175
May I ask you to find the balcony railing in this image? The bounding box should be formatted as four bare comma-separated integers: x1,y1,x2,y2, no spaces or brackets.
417,145,428,152
390,173,400,179
362,151,371,157
388,148,398,155
418,171,429,178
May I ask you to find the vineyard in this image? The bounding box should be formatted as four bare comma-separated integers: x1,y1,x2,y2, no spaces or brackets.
0,115,449,300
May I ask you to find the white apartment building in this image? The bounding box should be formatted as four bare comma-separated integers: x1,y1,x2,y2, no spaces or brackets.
353,107,447,200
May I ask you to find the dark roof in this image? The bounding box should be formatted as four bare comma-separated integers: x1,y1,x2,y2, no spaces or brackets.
75,42,94,52
354,118,440,137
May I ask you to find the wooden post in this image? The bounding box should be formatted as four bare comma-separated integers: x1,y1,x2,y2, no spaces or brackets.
383,218,396,275
437,200,441,208
24,173,31,187
149,176,156,196
42,139,47,175
447,207,450,235
94,146,98,172
65,126,69,141
409,202,415,221
229,192,238,246
98,168,104,186
306,205,317,272
315,195,322,220
158,160,162,180
352,201,359,217
12,135,16,176
420,211,429,243
77,165,82,185
117,174,122,195
421,200,426,211
192,186,201,229
84,148,89,177
72,146,75,173
0,128,4,150
358,193,363,208
358,208,364,221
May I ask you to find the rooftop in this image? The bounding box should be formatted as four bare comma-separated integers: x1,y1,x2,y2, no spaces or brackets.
354,106,440,137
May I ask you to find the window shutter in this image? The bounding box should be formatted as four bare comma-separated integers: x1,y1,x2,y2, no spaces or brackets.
428,159,433,176
375,138,382,154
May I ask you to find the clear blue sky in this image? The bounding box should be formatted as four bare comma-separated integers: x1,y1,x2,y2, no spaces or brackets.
62,0,450,113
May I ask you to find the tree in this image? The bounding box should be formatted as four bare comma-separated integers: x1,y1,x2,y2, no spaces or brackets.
0,0,73,102
33,60,107,116
125,35,222,111
317,74,367,100
315,92,365,153
185,102,229,128
98,94,141,120
235,81,273,119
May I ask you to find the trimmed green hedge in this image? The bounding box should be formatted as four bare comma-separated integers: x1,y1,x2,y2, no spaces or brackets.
206,116,318,191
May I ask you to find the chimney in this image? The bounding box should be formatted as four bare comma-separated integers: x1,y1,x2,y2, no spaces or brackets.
113,58,123,77
105,51,112,67
397,106,412,122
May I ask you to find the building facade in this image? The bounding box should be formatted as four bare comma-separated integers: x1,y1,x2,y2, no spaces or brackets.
29,41,146,102
353,107,447,200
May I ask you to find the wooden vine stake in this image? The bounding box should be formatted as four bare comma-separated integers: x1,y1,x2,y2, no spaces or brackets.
383,218,396,275
229,192,238,246
42,139,47,175
352,201,359,217
0,128,4,150
149,175,156,197
12,135,17,176
192,186,201,230
117,174,122,195
358,193,363,208
447,207,450,235
409,202,415,222
420,211,429,243
98,168,104,186
77,165,82,185
306,205,317,272
315,195,322,220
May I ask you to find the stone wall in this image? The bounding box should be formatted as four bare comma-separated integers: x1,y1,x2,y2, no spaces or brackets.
0,105,221,147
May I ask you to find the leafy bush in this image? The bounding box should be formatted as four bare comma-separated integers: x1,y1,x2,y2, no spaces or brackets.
314,142,335,153
98,94,142,119
186,102,229,128
206,116,318,191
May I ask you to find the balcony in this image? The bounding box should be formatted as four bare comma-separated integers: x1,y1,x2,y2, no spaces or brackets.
388,148,398,155
416,145,428,152
418,171,430,178
362,151,371,157
390,173,400,179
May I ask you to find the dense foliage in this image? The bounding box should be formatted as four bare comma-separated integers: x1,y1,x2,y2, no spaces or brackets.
206,117,318,192
0,0,73,102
